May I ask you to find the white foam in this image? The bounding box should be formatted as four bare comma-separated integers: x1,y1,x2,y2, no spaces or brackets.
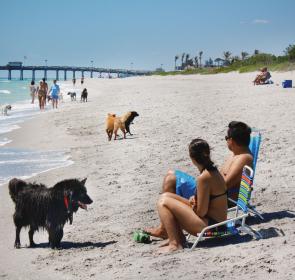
0,90,11,94
0,137,11,146
0,124,20,134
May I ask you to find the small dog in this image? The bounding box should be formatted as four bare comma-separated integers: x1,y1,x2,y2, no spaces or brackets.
105,113,116,141
47,95,52,102
81,88,88,102
67,92,76,101
9,177,93,249
1,105,12,116
105,111,139,140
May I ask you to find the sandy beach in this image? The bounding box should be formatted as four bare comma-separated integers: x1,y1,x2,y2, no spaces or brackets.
1,72,295,279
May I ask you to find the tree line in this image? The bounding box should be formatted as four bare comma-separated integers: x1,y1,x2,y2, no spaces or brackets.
174,43,295,70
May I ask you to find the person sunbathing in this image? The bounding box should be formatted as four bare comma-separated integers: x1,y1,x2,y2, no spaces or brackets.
253,67,272,85
155,138,228,253
146,121,253,239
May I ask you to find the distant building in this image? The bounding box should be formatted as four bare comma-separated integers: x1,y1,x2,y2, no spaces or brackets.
7,61,23,67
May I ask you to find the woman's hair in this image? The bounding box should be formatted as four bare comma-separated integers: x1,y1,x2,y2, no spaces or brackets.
31,80,35,85
189,138,217,172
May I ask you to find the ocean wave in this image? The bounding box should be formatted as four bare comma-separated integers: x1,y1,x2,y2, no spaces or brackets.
0,90,11,94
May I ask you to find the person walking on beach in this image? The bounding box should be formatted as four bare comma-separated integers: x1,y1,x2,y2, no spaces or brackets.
29,80,37,104
42,78,48,105
145,121,253,239
72,78,76,87
81,77,84,85
36,80,47,110
48,80,60,109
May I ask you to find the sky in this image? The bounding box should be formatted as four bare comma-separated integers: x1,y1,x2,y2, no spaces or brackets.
0,0,295,71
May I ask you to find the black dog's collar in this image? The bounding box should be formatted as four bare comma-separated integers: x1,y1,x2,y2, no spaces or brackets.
64,196,73,225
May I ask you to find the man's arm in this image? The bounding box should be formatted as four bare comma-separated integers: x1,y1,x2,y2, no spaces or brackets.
222,154,253,190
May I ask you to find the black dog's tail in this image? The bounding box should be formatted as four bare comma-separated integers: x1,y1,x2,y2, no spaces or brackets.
8,178,28,203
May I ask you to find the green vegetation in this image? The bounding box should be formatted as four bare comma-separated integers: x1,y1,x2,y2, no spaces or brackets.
155,43,295,76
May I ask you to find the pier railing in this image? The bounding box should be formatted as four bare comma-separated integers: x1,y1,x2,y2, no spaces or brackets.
0,65,152,80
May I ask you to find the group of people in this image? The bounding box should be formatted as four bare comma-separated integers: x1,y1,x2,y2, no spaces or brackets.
29,78,60,110
145,121,253,253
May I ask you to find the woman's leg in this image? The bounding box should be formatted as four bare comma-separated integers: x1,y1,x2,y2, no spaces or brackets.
145,170,178,238
38,95,42,110
162,170,177,193
157,195,207,253
157,198,184,253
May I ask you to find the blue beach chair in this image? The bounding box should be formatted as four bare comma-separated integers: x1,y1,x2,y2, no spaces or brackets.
189,165,262,250
228,131,264,220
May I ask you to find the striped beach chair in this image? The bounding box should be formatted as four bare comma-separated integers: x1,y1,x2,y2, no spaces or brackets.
228,131,264,220
190,165,262,250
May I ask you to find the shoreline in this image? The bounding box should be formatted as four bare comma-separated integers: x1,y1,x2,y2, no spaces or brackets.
0,80,77,186
1,73,295,279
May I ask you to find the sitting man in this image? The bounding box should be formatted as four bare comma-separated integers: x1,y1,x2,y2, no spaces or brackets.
145,121,253,238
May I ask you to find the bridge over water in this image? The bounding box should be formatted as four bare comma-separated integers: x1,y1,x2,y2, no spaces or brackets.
0,65,152,80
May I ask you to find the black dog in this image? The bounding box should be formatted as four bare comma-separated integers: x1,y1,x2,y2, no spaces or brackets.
67,92,76,101
125,111,139,135
81,88,88,102
8,177,92,249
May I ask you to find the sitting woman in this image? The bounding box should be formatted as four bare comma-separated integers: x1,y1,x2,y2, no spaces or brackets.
156,138,228,253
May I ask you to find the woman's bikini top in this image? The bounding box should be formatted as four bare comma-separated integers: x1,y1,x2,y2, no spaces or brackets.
200,167,227,201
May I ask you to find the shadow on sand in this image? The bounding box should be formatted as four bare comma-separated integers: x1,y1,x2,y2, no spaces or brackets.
247,210,295,226
186,210,295,248
27,240,117,250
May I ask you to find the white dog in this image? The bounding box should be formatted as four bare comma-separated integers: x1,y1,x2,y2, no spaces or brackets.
1,105,12,116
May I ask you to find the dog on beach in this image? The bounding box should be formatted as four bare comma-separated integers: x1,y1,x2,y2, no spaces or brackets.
81,88,88,102
105,111,139,141
67,92,76,101
105,113,117,141
1,104,12,116
8,177,92,249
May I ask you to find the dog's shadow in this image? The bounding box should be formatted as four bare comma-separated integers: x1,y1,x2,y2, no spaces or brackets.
29,240,117,250
116,135,139,140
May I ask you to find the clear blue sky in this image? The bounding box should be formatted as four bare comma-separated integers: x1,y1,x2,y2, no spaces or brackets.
1,0,294,71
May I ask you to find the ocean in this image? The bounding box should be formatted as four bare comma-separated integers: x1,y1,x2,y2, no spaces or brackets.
0,78,74,185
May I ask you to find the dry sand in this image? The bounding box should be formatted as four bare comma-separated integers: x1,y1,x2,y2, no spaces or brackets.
1,72,295,279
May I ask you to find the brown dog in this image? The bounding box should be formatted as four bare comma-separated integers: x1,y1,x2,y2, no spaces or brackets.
105,111,139,141
105,113,116,141
113,111,139,140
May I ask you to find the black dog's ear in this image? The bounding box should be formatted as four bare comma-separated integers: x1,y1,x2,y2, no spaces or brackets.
80,178,87,185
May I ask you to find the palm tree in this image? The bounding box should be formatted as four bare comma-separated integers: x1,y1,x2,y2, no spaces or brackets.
185,54,190,66
223,51,232,65
181,53,185,69
194,56,199,68
241,51,249,61
174,55,179,70
199,51,203,67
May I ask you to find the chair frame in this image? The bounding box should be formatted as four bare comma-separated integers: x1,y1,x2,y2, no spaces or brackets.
189,165,262,250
